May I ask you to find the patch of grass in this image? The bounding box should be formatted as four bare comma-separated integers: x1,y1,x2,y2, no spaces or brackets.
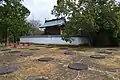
0,45,119,80
0,44,6,49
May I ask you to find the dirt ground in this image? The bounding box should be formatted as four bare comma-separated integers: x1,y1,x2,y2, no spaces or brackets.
0,45,120,80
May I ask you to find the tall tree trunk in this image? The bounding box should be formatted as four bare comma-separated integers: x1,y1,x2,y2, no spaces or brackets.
13,34,16,43
5,27,8,42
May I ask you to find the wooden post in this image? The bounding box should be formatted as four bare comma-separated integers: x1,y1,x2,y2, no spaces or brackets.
5,42,8,46
22,43,25,46
14,43,17,48
9,42,12,46
17,42,20,46
28,43,31,46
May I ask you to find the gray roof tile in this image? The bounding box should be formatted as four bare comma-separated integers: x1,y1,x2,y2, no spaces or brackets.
40,18,66,28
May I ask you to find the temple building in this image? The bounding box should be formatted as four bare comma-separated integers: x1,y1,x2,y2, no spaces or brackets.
20,17,88,45
40,17,66,35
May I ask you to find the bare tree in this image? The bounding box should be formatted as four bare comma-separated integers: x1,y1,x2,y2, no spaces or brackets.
28,19,41,28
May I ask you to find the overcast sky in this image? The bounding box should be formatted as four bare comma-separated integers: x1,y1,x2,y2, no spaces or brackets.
23,0,120,23
22,0,57,23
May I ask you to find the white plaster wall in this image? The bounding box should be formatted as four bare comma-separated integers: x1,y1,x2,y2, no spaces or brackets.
20,36,89,45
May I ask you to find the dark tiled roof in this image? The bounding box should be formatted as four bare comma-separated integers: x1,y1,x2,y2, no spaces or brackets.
40,17,66,28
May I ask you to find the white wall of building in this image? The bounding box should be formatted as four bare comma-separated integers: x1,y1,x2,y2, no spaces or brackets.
20,35,89,45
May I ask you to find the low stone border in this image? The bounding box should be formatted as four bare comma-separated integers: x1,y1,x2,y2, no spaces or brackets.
59,48,68,50
29,48,40,50
11,53,33,57
38,57,54,62
68,63,88,70
24,76,48,80
1,49,11,51
106,48,118,51
9,51,21,53
90,55,105,59
64,51,76,55
45,46,54,48
0,63,19,75
99,51,112,54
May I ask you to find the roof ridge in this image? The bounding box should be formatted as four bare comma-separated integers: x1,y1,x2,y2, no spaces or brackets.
45,17,65,23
